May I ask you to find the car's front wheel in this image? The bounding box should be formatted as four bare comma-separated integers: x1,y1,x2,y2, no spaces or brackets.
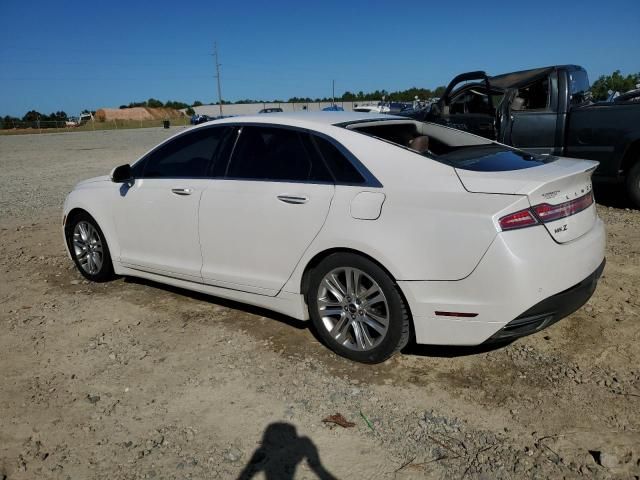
306,253,410,363
65,212,114,282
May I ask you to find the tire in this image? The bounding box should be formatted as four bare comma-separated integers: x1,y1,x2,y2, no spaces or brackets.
65,212,115,282
626,160,640,209
305,253,410,363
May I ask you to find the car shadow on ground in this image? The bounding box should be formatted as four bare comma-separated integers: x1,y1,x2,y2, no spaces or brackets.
237,422,337,480
123,276,515,360
122,276,308,331
402,340,513,358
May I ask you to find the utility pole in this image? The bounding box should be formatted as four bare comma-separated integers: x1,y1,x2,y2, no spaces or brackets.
332,79,335,105
213,42,223,116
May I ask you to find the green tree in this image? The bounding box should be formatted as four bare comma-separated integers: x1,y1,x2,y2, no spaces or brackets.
146,98,164,108
1,115,20,129
590,70,640,101
341,91,356,101
193,100,203,106
22,110,42,122
164,100,189,110
433,85,446,98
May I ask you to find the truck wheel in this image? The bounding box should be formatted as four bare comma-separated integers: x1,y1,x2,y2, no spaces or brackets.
626,160,640,209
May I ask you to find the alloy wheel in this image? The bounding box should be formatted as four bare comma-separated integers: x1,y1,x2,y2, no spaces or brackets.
72,221,104,275
316,267,390,351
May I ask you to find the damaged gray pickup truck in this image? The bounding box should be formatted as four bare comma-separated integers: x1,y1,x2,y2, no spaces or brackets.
424,65,640,207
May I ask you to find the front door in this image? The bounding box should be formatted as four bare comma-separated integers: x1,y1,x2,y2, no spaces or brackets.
114,126,231,281
505,75,558,154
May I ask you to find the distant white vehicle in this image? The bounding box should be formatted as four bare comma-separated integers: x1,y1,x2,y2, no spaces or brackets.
78,112,94,124
352,104,390,113
63,112,605,363
65,112,94,127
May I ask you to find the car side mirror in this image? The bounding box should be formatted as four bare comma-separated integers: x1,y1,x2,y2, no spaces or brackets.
110,164,133,183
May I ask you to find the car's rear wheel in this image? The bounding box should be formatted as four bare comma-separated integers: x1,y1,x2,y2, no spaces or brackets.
626,160,640,209
306,253,410,363
65,212,114,282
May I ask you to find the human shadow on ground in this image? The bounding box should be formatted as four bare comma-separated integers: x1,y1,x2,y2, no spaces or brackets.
237,422,337,480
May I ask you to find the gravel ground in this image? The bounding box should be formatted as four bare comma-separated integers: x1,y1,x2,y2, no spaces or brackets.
1,128,639,480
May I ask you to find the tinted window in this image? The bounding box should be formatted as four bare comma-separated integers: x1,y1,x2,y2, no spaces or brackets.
569,70,590,105
449,90,490,115
436,145,555,171
313,135,366,184
515,78,550,110
227,126,332,182
142,127,228,178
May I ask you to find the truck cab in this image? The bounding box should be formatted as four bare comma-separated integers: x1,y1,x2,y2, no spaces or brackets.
428,65,640,206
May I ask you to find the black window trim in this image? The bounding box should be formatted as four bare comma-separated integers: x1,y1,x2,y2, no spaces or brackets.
130,122,382,187
221,122,382,187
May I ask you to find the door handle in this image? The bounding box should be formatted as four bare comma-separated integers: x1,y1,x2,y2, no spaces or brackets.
171,188,194,196
277,194,308,204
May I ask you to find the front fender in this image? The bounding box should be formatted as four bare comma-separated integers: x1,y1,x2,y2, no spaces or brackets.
62,183,121,263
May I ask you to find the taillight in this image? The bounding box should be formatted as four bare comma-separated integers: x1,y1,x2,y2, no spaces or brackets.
533,191,593,222
499,191,594,232
498,209,539,231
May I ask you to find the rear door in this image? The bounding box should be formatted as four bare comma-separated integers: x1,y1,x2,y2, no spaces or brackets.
198,125,335,295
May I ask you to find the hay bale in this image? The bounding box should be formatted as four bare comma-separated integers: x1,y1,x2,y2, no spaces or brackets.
95,107,185,122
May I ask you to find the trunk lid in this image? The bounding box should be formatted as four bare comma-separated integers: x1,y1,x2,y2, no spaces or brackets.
454,153,598,243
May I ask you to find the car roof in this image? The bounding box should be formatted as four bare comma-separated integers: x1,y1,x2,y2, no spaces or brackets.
201,111,400,128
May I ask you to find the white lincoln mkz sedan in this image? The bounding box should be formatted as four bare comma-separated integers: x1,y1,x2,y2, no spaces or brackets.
63,112,605,363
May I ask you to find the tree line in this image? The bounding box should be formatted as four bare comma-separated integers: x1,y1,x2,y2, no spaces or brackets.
590,70,639,101
3,71,638,129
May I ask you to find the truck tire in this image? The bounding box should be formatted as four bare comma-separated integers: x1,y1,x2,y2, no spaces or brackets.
626,160,640,209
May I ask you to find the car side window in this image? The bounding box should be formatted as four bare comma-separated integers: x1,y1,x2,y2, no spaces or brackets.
312,135,366,184
226,126,332,182
513,77,550,111
141,127,228,179
450,90,491,115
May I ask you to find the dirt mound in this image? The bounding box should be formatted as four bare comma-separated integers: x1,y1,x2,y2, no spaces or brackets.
95,107,184,122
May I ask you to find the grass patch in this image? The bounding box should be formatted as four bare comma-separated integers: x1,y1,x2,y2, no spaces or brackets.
0,117,190,136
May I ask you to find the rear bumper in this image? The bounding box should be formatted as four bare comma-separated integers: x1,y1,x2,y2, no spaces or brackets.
484,258,605,343
398,218,606,345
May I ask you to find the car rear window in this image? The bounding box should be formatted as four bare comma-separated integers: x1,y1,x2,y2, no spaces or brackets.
437,145,555,171
344,120,556,172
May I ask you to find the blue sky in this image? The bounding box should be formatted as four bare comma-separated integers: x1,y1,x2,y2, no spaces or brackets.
1,0,639,117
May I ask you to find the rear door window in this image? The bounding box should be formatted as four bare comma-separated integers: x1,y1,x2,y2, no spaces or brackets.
311,135,366,184
226,126,333,182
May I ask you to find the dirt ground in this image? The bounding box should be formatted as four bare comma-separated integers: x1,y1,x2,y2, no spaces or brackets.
1,128,639,480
